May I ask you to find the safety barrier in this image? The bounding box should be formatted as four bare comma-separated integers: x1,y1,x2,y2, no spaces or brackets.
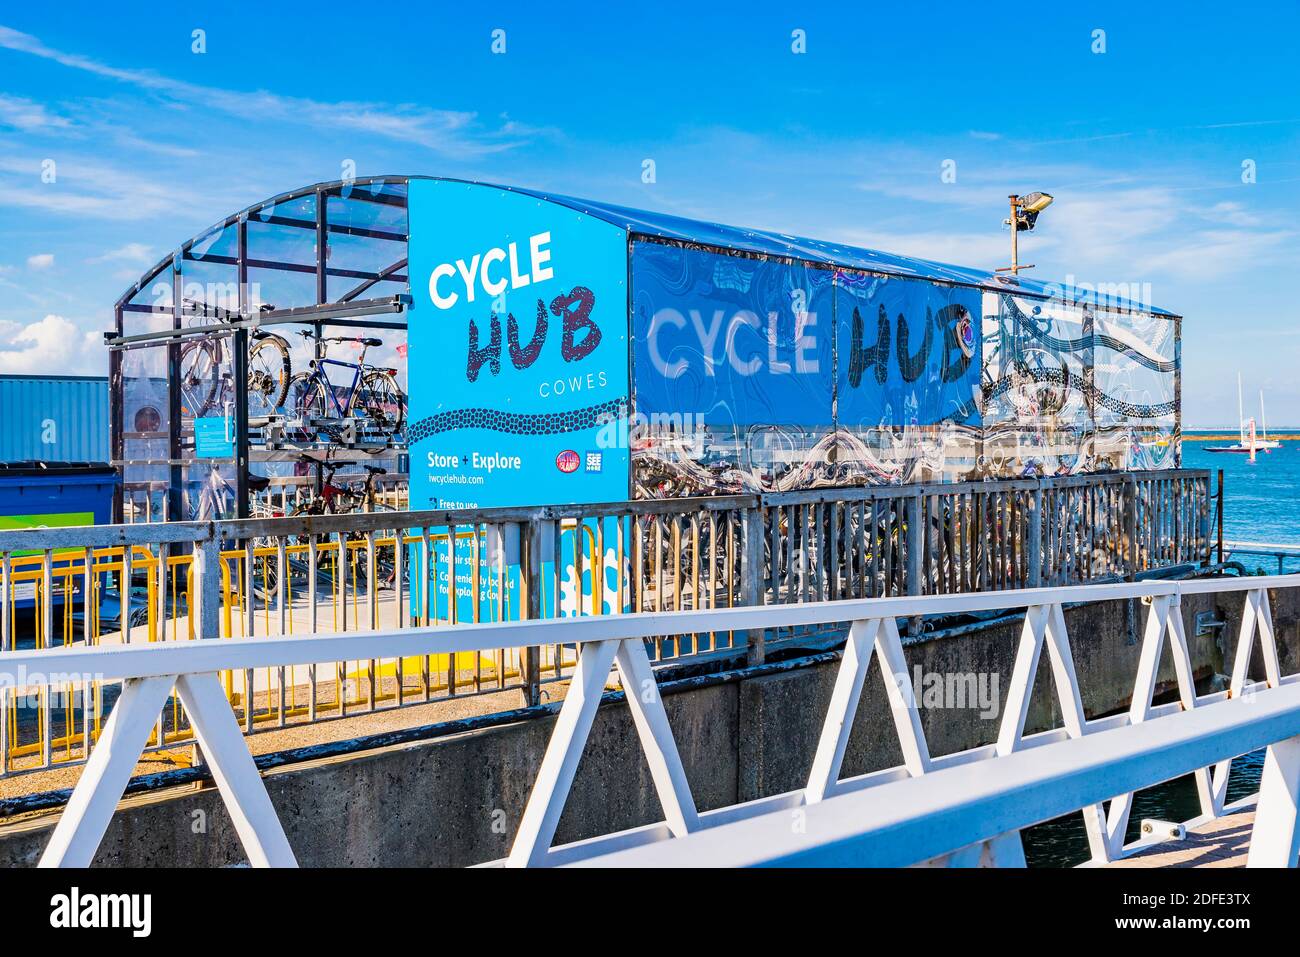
4,572,1294,867
1224,540,1300,575
0,469,1210,779
494,575,1299,867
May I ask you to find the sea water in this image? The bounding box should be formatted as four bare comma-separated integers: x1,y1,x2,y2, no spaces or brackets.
1184,433,1300,570
1024,434,1293,866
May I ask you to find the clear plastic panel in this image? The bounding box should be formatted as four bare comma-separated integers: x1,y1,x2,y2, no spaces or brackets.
328,185,408,235
182,461,239,521
120,344,172,520
326,231,406,278
179,257,241,319
246,265,318,311
177,330,233,424
247,218,317,268
979,293,1176,476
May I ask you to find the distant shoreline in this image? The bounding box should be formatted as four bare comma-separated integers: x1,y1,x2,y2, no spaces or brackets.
1185,433,1299,441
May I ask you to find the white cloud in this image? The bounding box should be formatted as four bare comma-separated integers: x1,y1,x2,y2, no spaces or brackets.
0,153,208,220
1200,201,1260,228
1034,187,1295,283
92,242,152,264
0,94,71,132
1035,188,1181,270
0,25,529,158
1135,228,1295,280
26,253,53,269
0,314,103,375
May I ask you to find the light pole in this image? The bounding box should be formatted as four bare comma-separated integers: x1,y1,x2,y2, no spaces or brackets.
998,191,1053,275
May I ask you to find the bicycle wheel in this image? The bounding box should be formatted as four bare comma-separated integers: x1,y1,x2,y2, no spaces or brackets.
361,370,405,435
248,334,292,412
179,339,220,418
288,372,328,419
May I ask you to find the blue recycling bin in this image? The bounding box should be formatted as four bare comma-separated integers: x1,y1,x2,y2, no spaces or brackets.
0,462,116,610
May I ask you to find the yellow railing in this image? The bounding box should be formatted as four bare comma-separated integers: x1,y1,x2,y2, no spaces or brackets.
1,523,610,777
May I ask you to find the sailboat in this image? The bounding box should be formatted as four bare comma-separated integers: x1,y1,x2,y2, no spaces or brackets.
1205,374,1281,456
1256,388,1282,451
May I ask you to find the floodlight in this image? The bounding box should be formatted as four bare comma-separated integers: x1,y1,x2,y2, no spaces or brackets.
1021,192,1054,214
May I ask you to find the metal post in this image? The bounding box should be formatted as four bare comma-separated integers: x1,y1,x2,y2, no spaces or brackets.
235,216,251,521
192,532,222,641
315,187,327,351
1028,487,1043,588
109,307,125,524
1008,195,1019,274
522,519,544,707
190,527,223,769
167,261,184,523
1126,475,1139,579
233,326,250,519
1174,317,1183,467
741,505,765,666
905,491,922,637
1216,469,1225,564
1081,306,1096,428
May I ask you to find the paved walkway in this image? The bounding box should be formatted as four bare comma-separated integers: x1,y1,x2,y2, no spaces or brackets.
1106,807,1255,868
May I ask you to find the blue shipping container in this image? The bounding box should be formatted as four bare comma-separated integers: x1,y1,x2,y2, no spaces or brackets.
0,463,116,610
0,375,109,463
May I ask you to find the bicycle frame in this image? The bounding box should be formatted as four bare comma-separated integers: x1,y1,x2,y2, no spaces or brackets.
309,357,367,418
300,334,387,421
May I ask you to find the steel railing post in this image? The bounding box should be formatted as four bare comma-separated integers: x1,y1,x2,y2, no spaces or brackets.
1028,486,1043,589
522,518,544,707
1126,474,1139,580
1216,469,1225,565
188,524,223,769
192,528,223,641
905,491,922,636
742,504,765,666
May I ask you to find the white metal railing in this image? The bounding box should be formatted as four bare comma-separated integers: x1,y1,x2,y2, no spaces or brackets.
1224,539,1300,575
579,679,1300,867
2,574,1297,868
0,470,1212,782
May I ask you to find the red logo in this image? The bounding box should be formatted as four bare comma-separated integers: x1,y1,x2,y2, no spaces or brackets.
556,450,580,473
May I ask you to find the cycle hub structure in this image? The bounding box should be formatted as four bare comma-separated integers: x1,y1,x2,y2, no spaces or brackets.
108,176,1181,521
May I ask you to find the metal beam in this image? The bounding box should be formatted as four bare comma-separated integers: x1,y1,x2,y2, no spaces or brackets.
573,681,1300,868
108,296,409,346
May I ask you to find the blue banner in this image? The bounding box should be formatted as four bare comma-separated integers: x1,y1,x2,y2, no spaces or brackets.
406,181,630,508
834,271,982,431
628,243,982,494
632,242,835,428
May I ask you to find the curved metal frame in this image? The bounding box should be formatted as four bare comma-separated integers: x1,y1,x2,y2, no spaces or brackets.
111,176,416,524
114,175,412,316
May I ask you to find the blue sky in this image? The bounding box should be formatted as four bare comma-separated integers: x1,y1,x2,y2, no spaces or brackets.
1,1,1298,425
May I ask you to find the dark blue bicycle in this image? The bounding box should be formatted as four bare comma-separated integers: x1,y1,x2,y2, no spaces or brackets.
286,331,405,439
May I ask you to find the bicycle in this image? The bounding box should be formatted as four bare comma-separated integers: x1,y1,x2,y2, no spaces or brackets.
289,460,404,590
245,461,362,599
287,331,405,439
177,301,292,419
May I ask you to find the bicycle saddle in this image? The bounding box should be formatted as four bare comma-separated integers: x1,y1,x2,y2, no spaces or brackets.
359,337,382,347
246,474,271,492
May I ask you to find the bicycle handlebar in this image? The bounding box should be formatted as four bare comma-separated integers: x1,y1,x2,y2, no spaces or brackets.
296,330,383,347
